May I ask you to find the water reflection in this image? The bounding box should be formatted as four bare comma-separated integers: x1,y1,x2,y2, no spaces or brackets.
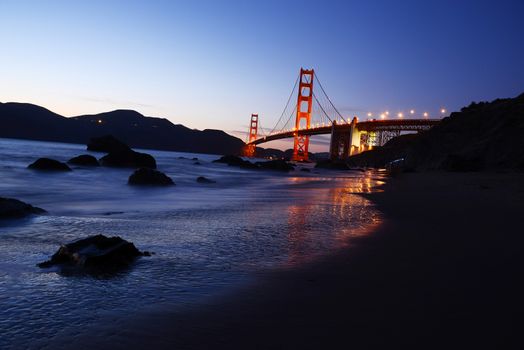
284,172,383,266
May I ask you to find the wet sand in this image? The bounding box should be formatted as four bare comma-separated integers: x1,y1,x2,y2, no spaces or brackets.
50,172,524,349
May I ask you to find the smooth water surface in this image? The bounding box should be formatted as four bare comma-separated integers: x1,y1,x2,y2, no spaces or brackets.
0,138,384,349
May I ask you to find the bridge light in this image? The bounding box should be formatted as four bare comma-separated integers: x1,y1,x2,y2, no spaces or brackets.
397,113,403,118
385,111,390,116
367,112,372,117
410,109,415,115
423,112,429,118
441,108,446,114
380,113,386,119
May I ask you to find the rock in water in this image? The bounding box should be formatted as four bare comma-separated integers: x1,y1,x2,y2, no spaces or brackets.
196,176,216,184
87,135,130,153
28,158,72,171
213,155,259,169
38,234,145,270
255,159,295,172
128,167,174,186
100,149,157,169
68,154,100,166
0,197,45,219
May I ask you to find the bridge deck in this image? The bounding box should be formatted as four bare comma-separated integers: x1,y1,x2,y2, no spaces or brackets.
250,119,441,145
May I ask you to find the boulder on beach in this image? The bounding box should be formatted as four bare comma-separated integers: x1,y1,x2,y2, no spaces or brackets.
128,167,174,186
100,149,157,169
37,234,146,271
0,197,45,219
196,176,216,184
87,135,130,153
255,159,295,172
68,154,100,167
28,158,72,171
213,155,259,169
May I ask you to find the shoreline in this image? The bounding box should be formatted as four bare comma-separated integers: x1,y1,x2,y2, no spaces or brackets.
48,171,524,349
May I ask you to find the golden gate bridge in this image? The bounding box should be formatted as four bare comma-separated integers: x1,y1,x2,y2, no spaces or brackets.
243,68,441,161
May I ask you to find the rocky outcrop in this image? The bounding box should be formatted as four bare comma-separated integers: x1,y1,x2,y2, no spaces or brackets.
38,235,146,271
213,155,259,169
28,158,72,171
101,149,157,169
88,135,157,169
347,93,524,171
0,197,45,219
68,154,100,166
128,168,174,186
213,155,295,172
196,176,216,184
87,135,130,153
255,159,294,172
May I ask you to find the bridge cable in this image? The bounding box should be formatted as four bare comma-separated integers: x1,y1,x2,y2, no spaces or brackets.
314,73,345,120
312,91,333,123
269,74,300,135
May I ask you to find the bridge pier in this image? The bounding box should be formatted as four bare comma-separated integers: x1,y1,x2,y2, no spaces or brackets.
329,117,360,160
329,122,350,160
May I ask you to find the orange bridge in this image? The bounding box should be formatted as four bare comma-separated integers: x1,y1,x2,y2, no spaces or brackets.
243,68,441,160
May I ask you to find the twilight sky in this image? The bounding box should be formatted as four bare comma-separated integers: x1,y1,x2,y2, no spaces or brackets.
1,0,523,150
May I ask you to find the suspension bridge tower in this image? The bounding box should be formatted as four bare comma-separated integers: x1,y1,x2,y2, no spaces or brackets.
243,113,258,157
292,68,314,161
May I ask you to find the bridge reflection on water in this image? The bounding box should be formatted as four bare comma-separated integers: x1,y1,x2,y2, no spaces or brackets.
283,171,384,266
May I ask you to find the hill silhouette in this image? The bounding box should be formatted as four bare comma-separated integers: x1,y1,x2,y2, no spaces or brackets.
348,93,524,170
0,102,244,155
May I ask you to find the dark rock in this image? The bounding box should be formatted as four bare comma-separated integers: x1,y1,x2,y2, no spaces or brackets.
87,135,130,153
300,168,311,172
315,159,350,170
213,155,259,169
37,234,145,271
101,149,157,169
255,159,295,172
194,161,201,165
0,197,45,219
213,155,247,166
28,158,72,171
128,167,174,186
196,176,216,184
68,154,100,166
192,157,198,161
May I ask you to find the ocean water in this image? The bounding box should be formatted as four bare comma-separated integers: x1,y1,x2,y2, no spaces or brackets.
0,138,384,349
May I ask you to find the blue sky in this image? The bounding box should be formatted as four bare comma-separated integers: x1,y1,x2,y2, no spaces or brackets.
1,0,523,150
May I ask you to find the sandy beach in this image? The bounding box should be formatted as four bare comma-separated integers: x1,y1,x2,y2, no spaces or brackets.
49,171,524,350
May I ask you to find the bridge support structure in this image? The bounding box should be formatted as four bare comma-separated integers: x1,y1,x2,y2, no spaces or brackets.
292,68,314,162
243,113,258,157
329,117,359,160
